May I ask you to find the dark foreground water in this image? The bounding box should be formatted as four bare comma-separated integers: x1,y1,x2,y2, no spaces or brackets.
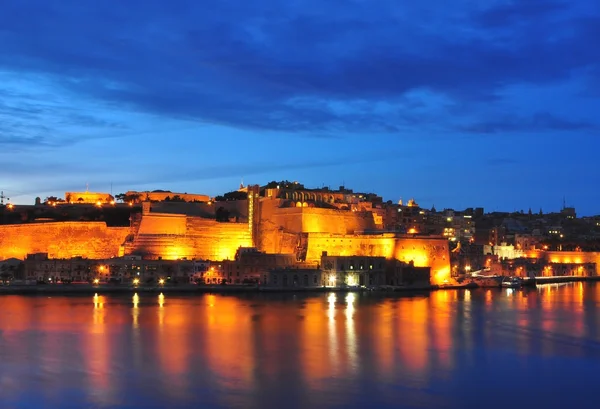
1,283,600,409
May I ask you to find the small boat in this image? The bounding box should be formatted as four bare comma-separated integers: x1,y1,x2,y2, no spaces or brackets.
501,276,522,288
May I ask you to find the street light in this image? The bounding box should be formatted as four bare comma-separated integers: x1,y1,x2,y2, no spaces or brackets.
93,278,100,285
158,278,165,285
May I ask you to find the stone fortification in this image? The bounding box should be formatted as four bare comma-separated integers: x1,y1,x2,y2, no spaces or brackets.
305,233,451,283
126,213,252,260
271,207,377,234
257,199,377,249
65,191,114,204
526,250,600,275
147,200,249,221
0,222,130,260
257,199,380,256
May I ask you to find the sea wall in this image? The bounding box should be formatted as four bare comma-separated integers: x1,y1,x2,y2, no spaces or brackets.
0,222,130,260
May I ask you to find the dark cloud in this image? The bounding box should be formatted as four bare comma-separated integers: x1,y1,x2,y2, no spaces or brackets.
0,0,598,137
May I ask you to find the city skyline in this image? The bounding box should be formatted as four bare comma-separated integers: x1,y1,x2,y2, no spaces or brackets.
1,1,599,214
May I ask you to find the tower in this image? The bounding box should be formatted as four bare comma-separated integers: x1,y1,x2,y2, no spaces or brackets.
247,185,260,247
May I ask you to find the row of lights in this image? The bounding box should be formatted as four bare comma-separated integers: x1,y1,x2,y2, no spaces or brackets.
92,277,165,285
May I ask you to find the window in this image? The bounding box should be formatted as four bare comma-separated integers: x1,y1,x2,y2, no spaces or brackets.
313,275,317,285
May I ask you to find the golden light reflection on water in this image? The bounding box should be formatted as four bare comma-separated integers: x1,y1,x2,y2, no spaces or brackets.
397,297,429,373
429,291,453,371
201,294,256,402
132,293,140,328
87,294,110,398
0,284,597,409
345,293,358,374
327,293,339,373
302,297,332,383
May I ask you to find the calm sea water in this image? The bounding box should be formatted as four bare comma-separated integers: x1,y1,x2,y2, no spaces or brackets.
1,284,600,409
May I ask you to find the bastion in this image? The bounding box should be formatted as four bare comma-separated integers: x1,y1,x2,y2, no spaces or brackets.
0,222,130,260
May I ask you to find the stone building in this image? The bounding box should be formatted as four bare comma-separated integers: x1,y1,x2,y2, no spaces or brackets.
65,191,114,204
0,257,23,282
320,254,431,287
218,247,308,284
267,267,322,288
321,254,387,287
24,253,91,282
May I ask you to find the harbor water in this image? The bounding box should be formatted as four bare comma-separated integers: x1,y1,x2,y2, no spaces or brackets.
1,283,599,409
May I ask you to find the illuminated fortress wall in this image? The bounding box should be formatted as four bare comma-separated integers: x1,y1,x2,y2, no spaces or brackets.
257,200,378,253
305,234,451,283
127,213,252,260
271,207,377,234
137,213,187,235
529,251,600,275
0,222,130,260
255,201,449,282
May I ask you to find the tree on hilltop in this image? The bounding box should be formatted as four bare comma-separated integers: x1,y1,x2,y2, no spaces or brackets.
44,196,64,204
215,191,247,201
115,193,142,203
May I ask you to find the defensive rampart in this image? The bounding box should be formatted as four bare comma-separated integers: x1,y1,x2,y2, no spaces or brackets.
0,222,130,260
126,213,252,260
270,207,376,234
305,233,451,283
526,250,600,275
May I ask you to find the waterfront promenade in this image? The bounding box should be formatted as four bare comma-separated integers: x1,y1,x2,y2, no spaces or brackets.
2,275,599,295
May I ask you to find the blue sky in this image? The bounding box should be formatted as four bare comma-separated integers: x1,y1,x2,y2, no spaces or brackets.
1,0,599,214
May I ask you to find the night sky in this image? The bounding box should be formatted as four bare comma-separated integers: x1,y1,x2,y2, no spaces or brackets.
1,1,598,214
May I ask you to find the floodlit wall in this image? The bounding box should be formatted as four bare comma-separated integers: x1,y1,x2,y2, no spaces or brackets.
306,233,451,284
0,222,129,260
